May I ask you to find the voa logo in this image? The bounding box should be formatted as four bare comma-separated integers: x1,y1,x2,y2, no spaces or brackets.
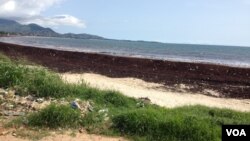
226,129,246,137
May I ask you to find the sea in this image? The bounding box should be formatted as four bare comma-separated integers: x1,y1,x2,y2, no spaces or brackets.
1,36,250,68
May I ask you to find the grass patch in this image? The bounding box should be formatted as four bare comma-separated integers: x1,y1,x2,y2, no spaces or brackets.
28,104,81,128
103,91,131,107
0,61,26,88
112,106,250,141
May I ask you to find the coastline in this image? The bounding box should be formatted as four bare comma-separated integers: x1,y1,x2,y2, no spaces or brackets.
0,41,250,98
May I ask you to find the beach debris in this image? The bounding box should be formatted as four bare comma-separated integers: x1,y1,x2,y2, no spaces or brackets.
57,98,69,105
48,97,56,102
71,99,81,109
0,88,52,117
136,101,145,108
175,84,191,92
4,90,15,100
189,68,195,71
36,98,44,103
31,101,51,110
84,101,94,112
12,131,17,136
98,108,109,121
0,88,8,95
136,97,151,108
71,100,94,114
179,84,189,89
98,108,108,113
16,97,27,105
79,128,84,133
2,111,25,116
203,89,220,97
4,103,15,110
0,95,3,100
0,130,10,136
138,97,151,104
25,95,35,101
0,88,94,120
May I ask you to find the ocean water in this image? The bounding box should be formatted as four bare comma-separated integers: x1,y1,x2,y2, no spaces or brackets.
1,36,250,68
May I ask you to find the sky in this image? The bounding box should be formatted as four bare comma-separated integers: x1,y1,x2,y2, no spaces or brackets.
0,0,250,46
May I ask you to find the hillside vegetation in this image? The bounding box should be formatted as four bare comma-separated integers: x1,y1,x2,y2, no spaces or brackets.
0,18,104,39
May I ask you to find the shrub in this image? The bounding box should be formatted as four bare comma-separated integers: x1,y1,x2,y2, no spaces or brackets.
0,62,26,88
19,68,68,97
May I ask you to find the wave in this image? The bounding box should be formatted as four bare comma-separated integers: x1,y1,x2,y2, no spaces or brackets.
1,36,250,68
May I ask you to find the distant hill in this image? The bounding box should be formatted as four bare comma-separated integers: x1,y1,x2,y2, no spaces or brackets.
0,18,104,39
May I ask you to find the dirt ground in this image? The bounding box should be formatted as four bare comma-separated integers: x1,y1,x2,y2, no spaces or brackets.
0,125,127,141
0,132,127,141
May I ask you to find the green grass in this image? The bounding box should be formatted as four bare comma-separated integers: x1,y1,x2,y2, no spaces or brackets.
28,104,82,128
112,107,250,141
1,53,250,141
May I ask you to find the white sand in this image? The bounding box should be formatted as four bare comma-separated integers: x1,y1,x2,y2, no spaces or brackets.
61,73,250,112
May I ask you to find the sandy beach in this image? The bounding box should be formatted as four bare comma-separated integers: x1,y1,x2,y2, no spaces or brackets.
62,73,250,112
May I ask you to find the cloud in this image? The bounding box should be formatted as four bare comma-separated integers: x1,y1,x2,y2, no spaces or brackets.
19,15,86,28
0,0,86,28
0,0,61,17
1,0,16,12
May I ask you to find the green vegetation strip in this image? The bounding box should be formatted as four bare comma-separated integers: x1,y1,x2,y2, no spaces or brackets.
1,53,250,141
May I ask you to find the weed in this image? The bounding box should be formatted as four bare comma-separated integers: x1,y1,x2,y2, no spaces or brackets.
28,104,81,128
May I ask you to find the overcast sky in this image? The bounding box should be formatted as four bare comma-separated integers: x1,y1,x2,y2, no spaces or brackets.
0,0,250,46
